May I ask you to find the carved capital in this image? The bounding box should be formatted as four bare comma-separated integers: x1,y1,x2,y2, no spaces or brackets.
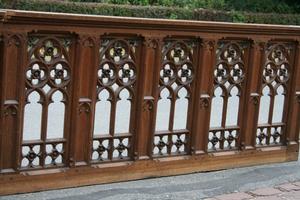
3,105,18,116
77,35,97,48
78,98,92,114
201,39,215,51
296,91,300,104
200,94,210,108
143,37,163,49
3,34,22,47
250,93,260,106
143,96,155,111
252,40,266,51
2,100,18,116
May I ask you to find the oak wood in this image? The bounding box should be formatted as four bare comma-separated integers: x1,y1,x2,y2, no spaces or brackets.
0,10,299,195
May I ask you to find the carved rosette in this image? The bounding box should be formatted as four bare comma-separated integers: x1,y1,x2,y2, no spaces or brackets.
208,40,249,151
256,42,294,146
91,37,140,162
153,39,196,156
21,36,72,169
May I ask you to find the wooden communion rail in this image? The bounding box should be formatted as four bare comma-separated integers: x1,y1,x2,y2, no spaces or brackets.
0,10,300,195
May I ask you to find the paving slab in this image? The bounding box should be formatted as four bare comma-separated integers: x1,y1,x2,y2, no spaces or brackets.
214,192,252,200
276,183,300,191
249,188,282,196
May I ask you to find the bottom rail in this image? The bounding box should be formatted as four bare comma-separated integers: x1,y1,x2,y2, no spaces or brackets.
0,144,298,195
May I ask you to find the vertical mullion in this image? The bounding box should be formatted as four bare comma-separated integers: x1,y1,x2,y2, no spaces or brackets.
220,90,229,149
167,92,176,154
40,98,49,167
267,93,275,145
108,99,116,160
168,91,176,132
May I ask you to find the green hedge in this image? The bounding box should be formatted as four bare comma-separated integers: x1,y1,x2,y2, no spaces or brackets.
68,0,300,14
5,1,195,19
1,0,300,25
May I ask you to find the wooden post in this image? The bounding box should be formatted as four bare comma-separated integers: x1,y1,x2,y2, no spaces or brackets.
192,38,216,154
286,40,300,147
241,40,266,149
0,32,27,172
69,34,99,167
134,35,163,159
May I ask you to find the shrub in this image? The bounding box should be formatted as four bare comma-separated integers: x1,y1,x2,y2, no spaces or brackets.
1,0,300,25
67,0,299,14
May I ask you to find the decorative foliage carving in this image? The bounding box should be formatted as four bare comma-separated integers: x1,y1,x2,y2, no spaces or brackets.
144,37,161,49
208,41,249,151
3,33,24,47
143,96,154,112
200,94,210,108
202,39,215,51
45,143,64,166
3,101,18,116
256,42,294,146
78,99,91,114
153,39,196,156
296,92,300,104
21,145,41,168
153,134,187,155
92,37,139,162
250,93,260,106
21,36,71,169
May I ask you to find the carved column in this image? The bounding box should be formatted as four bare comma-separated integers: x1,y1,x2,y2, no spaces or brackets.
241,40,266,149
134,36,163,159
0,32,27,172
191,38,216,154
286,40,300,148
69,34,99,166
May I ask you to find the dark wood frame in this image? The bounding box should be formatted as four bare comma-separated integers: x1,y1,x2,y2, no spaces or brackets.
0,10,299,195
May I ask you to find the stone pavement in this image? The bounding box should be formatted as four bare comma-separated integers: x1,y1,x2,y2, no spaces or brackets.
1,153,300,200
206,182,300,200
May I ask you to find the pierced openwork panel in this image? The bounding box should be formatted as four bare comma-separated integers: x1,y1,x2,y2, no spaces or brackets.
153,39,196,156
21,36,71,169
256,43,294,146
208,41,248,151
92,38,139,162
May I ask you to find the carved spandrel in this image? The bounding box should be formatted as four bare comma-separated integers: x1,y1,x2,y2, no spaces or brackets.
208,40,249,151
92,37,139,163
256,42,294,146
21,35,71,169
154,39,196,156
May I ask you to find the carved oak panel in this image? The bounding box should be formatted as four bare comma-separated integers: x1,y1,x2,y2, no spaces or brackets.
92,37,140,162
153,39,196,156
208,41,249,151
21,36,72,169
256,42,294,146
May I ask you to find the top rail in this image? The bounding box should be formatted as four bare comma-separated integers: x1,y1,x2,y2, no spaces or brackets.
1,9,300,36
